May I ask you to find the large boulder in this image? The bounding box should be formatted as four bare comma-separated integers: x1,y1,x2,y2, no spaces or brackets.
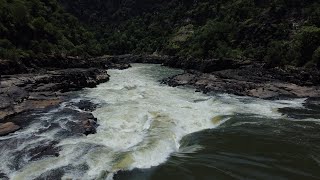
82,119,98,135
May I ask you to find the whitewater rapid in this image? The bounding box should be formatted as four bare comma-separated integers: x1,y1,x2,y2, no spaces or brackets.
1,64,306,180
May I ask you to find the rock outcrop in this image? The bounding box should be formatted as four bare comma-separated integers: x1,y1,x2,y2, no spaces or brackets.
0,68,110,127
0,55,128,137
0,122,21,136
163,63,320,99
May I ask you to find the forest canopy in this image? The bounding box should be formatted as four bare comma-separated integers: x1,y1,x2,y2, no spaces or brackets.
0,0,101,60
1,0,320,68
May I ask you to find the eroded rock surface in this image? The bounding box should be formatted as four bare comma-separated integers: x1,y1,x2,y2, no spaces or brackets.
0,68,109,125
163,64,320,99
0,55,128,137
0,122,20,136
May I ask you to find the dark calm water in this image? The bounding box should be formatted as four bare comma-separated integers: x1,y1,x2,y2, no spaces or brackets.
0,64,319,180
115,99,320,180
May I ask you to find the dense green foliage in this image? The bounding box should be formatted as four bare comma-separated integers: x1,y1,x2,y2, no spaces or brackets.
0,0,101,60
1,0,320,68
60,0,320,67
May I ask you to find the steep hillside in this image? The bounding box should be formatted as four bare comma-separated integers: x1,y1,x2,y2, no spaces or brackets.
1,0,320,68
60,0,320,68
0,0,102,60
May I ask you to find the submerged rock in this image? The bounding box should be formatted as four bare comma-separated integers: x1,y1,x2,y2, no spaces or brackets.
0,172,9,180
0,122,20,136
82,119,98,135
29,141,60,161
73,100,98,112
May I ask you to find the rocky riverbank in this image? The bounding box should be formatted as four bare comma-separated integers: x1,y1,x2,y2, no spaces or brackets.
0,55,131,75
162,62,320,99
1,54,320,136
0,68,109,136
0,56,131,137
95,54,320,99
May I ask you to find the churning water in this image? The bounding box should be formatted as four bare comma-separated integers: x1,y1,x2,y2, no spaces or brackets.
1,64,319,180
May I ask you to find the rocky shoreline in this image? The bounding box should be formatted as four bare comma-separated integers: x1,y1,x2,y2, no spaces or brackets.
1,54,320,137
162,63,320,99
0,68,109,136
0,56,131,137
97,55,320,99
100,54,320,99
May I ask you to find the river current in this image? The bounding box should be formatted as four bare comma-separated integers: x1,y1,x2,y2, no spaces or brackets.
1,64,319,180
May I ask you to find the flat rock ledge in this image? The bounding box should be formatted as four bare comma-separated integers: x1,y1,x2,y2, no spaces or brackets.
163,66,320,99
0,68,110,136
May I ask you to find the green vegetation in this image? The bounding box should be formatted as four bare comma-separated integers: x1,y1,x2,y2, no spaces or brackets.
60,0,320,68
0,0,101,60
1,0,320,68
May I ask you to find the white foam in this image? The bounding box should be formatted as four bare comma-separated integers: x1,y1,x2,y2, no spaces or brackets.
4,64,309,179
79,64,307,176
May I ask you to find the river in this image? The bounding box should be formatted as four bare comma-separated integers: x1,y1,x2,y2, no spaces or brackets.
1,64,320,180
